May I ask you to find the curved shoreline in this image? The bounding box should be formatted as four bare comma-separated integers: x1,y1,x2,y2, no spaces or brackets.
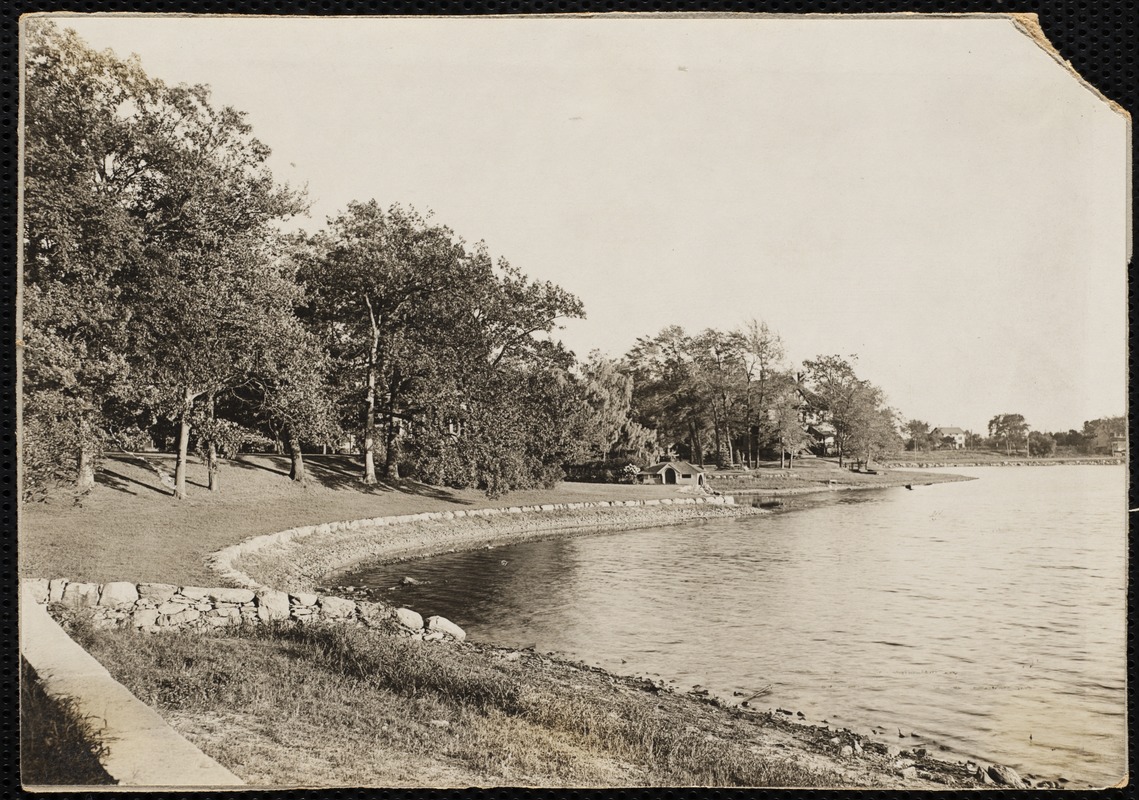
219,498,761,595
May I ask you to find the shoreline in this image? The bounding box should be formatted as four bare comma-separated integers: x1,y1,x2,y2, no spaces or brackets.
207,478,1043,788
28,470,1055,788
220,498,762,595
882,457,1122,468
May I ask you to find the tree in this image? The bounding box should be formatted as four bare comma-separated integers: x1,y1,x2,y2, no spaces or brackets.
625,327,710,464
847,404,904,466
904,419,932,452
1028,430,1056,457
579,352,655,464
302,202,466,484
22,22,151,493
737,320,787,466
987,413,1028,456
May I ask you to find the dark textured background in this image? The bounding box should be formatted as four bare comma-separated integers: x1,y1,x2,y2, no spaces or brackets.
2,3,1134,797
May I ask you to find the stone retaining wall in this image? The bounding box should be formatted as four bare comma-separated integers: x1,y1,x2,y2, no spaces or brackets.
22,578,465,642
208,494,738,593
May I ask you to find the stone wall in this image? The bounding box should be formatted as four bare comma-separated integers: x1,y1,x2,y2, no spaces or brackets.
208,494,738,593
22,578,465,642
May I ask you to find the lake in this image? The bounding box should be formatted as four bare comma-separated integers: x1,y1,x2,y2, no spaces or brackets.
342,466,1127,786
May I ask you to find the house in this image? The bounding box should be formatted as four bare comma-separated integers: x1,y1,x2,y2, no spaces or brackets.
637,460,706,487
1110,436,1127,456
932,427,967,449
806,422,836,456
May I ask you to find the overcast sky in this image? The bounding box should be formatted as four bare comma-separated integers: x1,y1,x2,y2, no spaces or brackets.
35,14,1129,433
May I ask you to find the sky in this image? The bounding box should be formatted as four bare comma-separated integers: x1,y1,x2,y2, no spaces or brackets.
30,14,1129,433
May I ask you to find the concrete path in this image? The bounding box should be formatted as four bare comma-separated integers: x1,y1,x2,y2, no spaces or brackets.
20,582,243,788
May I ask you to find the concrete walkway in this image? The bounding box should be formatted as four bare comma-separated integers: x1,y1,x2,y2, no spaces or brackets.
20,582,243,788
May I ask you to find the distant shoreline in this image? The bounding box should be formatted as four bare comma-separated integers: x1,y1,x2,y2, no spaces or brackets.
883,458,1122,468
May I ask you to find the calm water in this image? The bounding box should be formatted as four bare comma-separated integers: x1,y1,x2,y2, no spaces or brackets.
344,466,1127,785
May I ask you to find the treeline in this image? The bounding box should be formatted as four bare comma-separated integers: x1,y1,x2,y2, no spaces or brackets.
21,24,644,500
622,324,901,469
21,24,912,502
902,416,1125,456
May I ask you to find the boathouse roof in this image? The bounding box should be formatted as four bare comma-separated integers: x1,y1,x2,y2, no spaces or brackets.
640,460,705,475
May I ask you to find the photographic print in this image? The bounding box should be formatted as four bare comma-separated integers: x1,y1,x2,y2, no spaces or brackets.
18,12,1129,790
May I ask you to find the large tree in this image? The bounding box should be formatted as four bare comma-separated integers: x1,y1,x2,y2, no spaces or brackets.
988,413,1029,456
302,202,466,484
22,22,151,493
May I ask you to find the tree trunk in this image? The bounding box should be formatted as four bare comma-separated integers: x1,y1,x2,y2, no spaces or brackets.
76,442,96,492
206,392,220,493
288,435,306,484
383,370,400,480
363,328,379,485
789,447,794,469
174,389,193,500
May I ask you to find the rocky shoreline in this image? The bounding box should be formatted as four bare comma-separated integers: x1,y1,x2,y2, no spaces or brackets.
207,487,1071,789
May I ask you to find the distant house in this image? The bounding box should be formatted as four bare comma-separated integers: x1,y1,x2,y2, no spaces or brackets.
1110,436,1127,456
637,460,706,487
932,427,967,450
806,422,836,456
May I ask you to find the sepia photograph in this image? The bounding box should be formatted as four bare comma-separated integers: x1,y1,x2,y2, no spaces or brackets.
17,12,1129,790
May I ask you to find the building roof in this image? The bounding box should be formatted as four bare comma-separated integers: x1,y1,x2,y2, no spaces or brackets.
640,460,705,475
934,427,967,435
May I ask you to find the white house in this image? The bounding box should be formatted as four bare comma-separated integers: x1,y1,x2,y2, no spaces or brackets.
932,426,967,449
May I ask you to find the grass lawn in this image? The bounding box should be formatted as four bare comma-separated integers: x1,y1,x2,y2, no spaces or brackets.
20,453,702,586
704,457,969,492
66,618,862,788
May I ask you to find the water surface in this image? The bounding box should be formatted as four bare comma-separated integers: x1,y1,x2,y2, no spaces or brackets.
345,466,1127,786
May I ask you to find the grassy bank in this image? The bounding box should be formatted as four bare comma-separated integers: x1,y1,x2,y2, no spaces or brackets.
705,458,973,494
20,454,702,586
61,615,983,789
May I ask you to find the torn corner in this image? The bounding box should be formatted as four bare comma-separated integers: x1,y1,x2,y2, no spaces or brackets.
1009,13,1130,120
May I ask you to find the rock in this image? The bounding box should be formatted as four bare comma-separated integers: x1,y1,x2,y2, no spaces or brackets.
129,608,158,627
423,631,446,642
853,741,864,755
898,766,918,780
886,745,901,758
157,600,189,615
979,767,996,785
913,747,928,757
401,577,423,586
254,588,290,621
48,578,69,603
394,607,424,630
829,737,840,745
208,587,255,604
318,595,356,618
356,601,392,626
61,582,100,608
987,765,1027,788
24,579,50,604
290,592,318,607
426,615,466,641
167,607,201,624
840,745,854,758
98,581,140,608
179,586,210,600
137,583,178,603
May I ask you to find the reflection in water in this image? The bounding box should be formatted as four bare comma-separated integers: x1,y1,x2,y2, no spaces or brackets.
344,466,1126,786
